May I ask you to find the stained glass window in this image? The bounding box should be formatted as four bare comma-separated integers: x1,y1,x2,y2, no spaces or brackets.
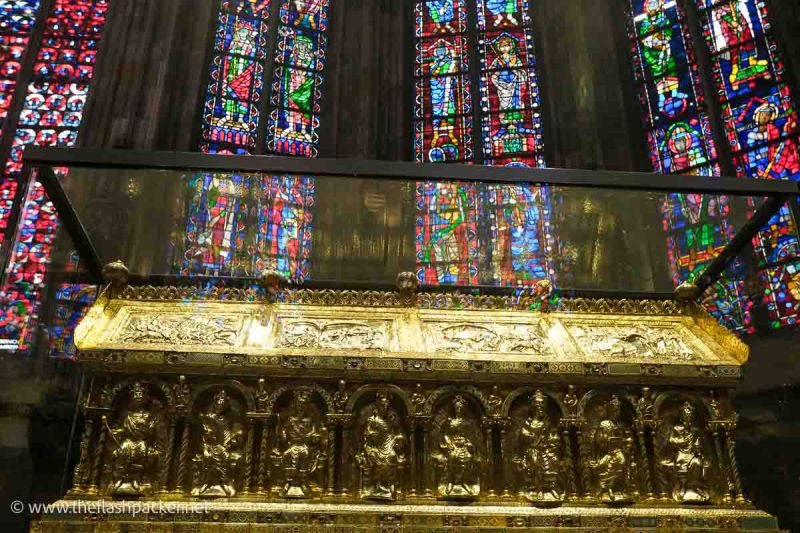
414,0,473,163
628,0,752,332
181,172,314,280
0,0,109,352
200,0,272,155
414,0,553,287
265,0,329,157
0,0,42,242
200,0,330,157
194,0,323,282
476,0,543,167
692,0,800,328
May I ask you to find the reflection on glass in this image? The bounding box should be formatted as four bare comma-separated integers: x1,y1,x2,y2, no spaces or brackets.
180,173,314,280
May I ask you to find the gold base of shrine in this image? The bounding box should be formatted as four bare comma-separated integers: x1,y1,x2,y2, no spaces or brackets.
30,500,782,532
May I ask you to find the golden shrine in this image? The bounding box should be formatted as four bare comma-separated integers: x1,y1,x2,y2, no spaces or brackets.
23,149,795,532
29,265,781,532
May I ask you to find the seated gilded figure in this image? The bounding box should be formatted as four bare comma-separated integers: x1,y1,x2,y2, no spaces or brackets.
587,395,635,503
659,402,712,504
355,392,407,501
107,382,163,497
271,390,328,498
431,395,482,499
512,390,564,503
192,390,244,497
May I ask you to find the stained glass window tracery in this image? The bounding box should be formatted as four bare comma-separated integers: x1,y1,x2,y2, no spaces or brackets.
0,0,42,241
0,0,109,353
693,0,800,328
193,0,322,283
628,0,753,332
413,0,553,288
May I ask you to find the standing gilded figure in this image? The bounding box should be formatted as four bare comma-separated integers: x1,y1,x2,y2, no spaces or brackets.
511,390,564,502
355,392,407,500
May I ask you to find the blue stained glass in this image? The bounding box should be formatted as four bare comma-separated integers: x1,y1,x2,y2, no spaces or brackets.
694,0,800,327
265,0,329,157
628,0,752,332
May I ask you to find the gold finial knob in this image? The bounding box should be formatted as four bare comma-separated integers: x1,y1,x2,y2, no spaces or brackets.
396,271,419,302
258,269,289,296
674,281,701,302
102,260,129,288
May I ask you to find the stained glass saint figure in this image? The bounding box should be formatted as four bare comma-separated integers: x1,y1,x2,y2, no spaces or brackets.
220,20,258,131
639,0,687,117
428,39,460,162
741,102,800,179
427,0,456,33
489,33,532,154
664,122,703,172
710,0,769,89
485,0,519,27
292,0,324,30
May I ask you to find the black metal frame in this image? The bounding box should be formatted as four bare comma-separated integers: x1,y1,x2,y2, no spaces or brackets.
9,146,798,299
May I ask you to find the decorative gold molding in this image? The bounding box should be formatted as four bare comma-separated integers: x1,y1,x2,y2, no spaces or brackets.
74,288,748,379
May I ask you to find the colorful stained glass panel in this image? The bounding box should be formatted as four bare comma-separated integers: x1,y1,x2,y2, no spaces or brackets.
629,0,751,332
477,1,543,165
0,0,109,351
414,0,473,163
694,0,800,327
417,0,468,37
416,181,479,285
201,7,270,153
265,0,329,157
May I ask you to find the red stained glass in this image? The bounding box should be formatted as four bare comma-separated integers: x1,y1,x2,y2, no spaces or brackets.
694,0,800,327
628,0,752,332
0,0,110,351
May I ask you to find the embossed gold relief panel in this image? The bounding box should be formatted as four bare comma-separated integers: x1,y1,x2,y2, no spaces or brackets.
68,375,749,509
271,309,397,352
560,317,717,363
74,295,748,375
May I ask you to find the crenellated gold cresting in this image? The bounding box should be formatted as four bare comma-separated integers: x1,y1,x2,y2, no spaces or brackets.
32,287,781,532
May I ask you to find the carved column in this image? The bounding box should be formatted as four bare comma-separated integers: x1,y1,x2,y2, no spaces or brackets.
325,420,337,497
498,420,512,498
242,418,256,495
420,419,433,498
708,421,731,503
722,423,747,504
158,416,177,493
89,414,109,493
634,421,654,500
341,416,354,497
576,422,591,500
70,416,95,494
175,416,192,494
561,422,578,500
258,419,273,495
483,418,495,497
408,421,417,497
